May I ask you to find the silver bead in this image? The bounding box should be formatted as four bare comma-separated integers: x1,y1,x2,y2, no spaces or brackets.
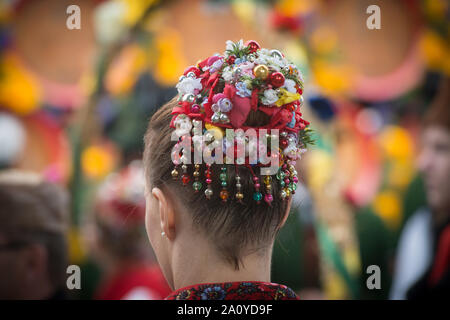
179,75,186,82
186,72,196,78
219,113,230,123
211,113,220,123
205,188,213,198
270,49,283,59
205,132,214,141
183,93,196,103
236,183,242,188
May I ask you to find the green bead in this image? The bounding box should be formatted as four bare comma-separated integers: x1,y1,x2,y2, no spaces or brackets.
221,181,227,187
253,192,262,201
280,181,285,187
220,173,227,181
276,170,285,180
193,181,203,191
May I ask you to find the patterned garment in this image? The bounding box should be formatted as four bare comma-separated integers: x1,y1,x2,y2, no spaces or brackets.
165,281,299,300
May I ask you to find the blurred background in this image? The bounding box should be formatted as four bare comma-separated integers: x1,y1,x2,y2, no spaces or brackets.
0,0,448,299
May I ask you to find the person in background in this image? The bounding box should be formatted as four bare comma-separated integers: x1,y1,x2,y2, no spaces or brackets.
0,170,70,299
86,161,171,300
390,78,450,299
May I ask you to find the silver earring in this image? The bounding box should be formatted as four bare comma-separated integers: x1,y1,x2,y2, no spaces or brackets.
161,231,166,237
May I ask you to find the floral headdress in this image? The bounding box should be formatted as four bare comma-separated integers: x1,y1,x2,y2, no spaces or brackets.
170,40,312,205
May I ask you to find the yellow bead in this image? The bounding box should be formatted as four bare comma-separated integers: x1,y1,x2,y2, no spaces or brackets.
253,65,269,80
263,176,272,184
284,188,291,197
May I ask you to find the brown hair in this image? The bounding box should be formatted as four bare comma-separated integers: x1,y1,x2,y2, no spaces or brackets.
0,174,69,288
143,98,289,269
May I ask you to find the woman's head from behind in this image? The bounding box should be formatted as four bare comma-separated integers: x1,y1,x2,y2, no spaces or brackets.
143,40,311,289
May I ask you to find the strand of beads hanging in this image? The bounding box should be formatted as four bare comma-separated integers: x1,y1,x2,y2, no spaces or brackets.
219,167,229,202
282,163,291,198
204,164,213,199
235,173,244,202
277,167,287,200
288,161,298,195
181,164,190,186
263,175,273,205
192,164,202,192
252,175,262,204
171,165,179,180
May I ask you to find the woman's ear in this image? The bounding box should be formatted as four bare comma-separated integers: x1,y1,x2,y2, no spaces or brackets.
278,197,293,230
152,187,176,240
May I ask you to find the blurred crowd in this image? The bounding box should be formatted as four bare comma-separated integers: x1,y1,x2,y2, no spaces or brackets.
0,0,448,299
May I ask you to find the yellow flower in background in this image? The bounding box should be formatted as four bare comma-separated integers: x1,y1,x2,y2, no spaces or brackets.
373,190,402,230
307,150,334,192
0,53,41,115
81,144,116,180
388,159,415,189
275,0,317,17
153,28,187,86
275,88,300,107
312,59,353,95
378,126,414,160
119,0,159,26
231,0,256,25
105,45,147,96
420,29,450,76
310,26,338,55
323,269,349,300
68,227,85,265
343,246,361,277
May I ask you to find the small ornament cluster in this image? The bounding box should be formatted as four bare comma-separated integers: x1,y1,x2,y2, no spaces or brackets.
170,40,312,204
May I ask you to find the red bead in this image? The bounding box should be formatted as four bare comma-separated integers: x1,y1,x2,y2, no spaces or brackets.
281,139,288,147
182,174,190,185
191,104,200,113
245,40,260,53
227,55,236,65
286,103,295,112
183,66,201,77
269,72,285,88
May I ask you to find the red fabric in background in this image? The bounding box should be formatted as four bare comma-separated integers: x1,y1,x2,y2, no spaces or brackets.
95,264,171,300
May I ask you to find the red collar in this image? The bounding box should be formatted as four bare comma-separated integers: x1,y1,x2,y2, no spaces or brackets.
165,281,298,300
